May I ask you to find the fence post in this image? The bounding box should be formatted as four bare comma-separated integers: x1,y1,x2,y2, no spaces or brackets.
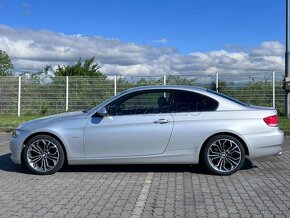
216,72,219,92
114,75,117,95
163,74,166,85
66,76,69,112
272,71,275,108
17,76,21,117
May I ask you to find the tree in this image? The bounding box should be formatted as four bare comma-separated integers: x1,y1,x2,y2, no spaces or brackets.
0,50,14,76
55,57,104,77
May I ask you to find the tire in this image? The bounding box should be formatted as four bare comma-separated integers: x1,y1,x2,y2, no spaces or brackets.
201,135,245,175
22,135,65,175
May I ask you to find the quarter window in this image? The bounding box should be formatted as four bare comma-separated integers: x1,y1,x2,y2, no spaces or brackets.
171,90,218,112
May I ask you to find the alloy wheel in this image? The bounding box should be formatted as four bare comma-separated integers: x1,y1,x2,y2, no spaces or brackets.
207,139,242,173
27,139,60,172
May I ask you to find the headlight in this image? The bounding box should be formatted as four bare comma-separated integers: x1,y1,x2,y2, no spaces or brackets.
12,129,24,138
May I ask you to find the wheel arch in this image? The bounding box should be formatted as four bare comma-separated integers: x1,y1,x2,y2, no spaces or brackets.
198,132,249,163
21,132,68,165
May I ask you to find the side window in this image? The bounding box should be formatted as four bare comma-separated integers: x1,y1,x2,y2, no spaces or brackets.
107,91,172,116
171,90,218,112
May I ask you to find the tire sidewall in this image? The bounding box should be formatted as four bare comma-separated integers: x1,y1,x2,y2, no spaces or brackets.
202,135,245,176
22,135,65,175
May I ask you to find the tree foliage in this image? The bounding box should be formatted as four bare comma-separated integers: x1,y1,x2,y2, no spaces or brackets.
0,50,14,76
54,57,104,77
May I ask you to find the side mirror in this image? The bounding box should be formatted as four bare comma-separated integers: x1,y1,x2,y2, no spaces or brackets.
97,107,108,117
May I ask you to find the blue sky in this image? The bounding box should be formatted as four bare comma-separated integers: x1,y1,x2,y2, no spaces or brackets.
0,0,285,75
0,0,284,53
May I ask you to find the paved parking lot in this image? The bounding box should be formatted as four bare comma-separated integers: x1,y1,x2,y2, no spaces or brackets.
0,132,290,217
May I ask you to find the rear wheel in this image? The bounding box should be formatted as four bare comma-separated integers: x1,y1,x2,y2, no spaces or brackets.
22,135,65,175
201,135,245,175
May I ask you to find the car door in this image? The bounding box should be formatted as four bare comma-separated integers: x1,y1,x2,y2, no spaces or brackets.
167,90,219,151
84,90,174,158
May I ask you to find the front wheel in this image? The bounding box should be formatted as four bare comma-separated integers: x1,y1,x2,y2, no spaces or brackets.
201,135,245,175
22,135,65,175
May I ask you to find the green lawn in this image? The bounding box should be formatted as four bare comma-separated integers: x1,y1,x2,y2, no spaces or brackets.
0,115,41,132
0,114,289,135
279,116,290,135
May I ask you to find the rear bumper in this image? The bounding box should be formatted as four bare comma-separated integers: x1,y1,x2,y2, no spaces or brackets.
244,129,284,160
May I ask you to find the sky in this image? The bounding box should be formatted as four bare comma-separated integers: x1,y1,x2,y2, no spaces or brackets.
0,0,286,76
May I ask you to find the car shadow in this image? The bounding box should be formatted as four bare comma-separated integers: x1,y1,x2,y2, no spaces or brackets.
0,153,31,174
241,158,256,170
0,152,256,175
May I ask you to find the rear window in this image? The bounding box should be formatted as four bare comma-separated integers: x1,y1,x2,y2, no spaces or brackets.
206,90,248,106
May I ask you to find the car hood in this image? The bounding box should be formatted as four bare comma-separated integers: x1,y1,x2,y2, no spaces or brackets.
18,111,87,130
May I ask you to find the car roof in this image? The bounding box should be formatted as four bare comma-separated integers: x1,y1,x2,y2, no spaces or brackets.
125,85,207,93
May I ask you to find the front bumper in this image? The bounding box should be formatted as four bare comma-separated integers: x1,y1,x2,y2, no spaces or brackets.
10,131,30,165
244,129,284,160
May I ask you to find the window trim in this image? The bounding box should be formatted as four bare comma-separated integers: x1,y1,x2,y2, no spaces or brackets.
92,89,219,117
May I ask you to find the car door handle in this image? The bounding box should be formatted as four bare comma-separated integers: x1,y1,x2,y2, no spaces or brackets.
153,119,170,124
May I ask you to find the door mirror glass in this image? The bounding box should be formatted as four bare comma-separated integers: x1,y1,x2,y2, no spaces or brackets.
97,107,108,117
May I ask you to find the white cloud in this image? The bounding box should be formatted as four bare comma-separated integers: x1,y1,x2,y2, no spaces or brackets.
22,2,30,16
0,25,285,76
251,41,284,57
151,38,169,43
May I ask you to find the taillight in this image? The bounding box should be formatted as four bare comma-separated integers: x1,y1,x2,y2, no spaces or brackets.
263,115,279,127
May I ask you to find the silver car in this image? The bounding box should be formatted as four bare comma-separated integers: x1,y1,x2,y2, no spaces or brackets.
10,85,284,175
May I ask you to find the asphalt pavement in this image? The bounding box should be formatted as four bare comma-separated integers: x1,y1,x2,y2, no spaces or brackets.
0,132,289,217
